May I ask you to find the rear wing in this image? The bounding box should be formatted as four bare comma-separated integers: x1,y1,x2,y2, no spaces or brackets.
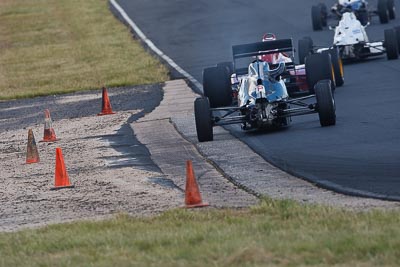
232,39,295,75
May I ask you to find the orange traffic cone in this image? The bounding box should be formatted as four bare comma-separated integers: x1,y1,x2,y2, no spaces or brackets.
40,109,58,142
26,129,40,164
184,160,209,208
51,147,75,190
97,87,115,116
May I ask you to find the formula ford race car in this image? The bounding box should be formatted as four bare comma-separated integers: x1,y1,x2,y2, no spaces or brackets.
300,12,400,62
312,0,396,30
194,39,336,142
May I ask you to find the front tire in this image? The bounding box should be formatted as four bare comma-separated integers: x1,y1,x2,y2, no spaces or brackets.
305,53,335,94
315,80,336,127
384,28,399,60
203,66,232,108
194,97,213,142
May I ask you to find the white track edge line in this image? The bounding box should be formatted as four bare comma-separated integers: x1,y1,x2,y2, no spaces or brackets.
110,0,203,91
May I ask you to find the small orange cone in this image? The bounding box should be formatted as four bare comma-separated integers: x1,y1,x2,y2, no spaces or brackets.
51,147,75,190
40,109,58,142
97,87,115,116
26,129,40,164
184,160,209,208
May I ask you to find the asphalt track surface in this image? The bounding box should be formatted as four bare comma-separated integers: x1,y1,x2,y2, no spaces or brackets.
115,0,400,200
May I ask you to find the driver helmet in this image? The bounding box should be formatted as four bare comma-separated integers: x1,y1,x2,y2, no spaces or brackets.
262,33,276,42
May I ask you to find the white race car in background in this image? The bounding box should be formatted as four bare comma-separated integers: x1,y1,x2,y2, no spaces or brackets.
312,0,396,30
300,12,400,62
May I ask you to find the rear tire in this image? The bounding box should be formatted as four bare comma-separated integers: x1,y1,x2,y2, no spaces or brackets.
315,80,336,127
312,5,323,31
298,37,313,64
387,0,396,20
384,28,399,60
194,97,213,142
378,0,389,24
305,53,335,94
322,47,344,87
203,66,232,108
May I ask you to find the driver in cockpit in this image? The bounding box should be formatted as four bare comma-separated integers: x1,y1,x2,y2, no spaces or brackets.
331,0,367,15
239,60,286,107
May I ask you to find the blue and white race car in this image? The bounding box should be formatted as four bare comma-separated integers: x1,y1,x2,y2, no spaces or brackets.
194,39,336,142
312,0,396,30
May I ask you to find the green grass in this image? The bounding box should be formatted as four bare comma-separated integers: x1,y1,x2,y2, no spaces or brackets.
1,198,400,267
0,0,169,100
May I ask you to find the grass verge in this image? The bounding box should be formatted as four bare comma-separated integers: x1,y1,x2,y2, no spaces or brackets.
0,0,169,100
1,198,400,267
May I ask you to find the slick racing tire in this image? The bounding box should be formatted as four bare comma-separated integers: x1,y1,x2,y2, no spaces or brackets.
322,47,344,87
305,53,335,94
384,28,399,60
394,26,400,52
315,80,336,127
203,66,232,108
311,4,324,31
194,97,213,142
387,0,395,20
298,37,313,64
378,0,389,24
217,62,234,76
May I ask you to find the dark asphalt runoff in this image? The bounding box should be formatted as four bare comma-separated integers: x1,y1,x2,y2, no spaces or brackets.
115,0,400,200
